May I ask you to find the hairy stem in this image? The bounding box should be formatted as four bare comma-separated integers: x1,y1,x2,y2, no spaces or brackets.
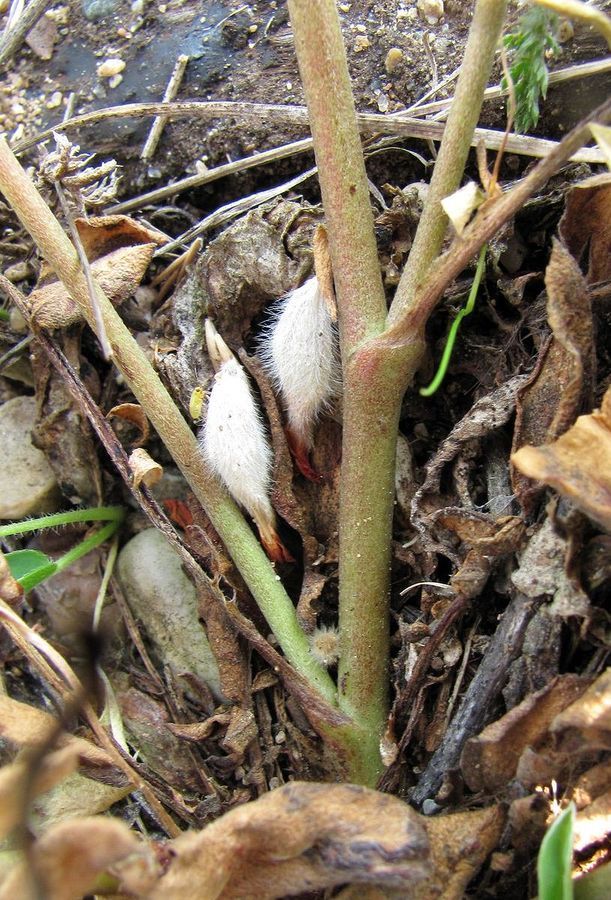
388,0,508,327
288,0,392,783
0,137,337,706
287,0,387,352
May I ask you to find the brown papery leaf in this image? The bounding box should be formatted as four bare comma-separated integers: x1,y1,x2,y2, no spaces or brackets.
29,214,166,329
461,675,590,793
551,668,611,751
108,402,151,447
511,385,611,533
0,745,79,840
0,695,115,772
0,550,23,607
148,782,430,900
511,240,594,514
559,180,611,284
422,806,505,900
128,448,163,489
0,816,158,900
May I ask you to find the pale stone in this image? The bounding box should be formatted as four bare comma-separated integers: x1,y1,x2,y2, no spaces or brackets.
0,397,60,519
116,529,223,699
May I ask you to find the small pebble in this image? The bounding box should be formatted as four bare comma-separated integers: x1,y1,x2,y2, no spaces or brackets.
81,0,119,21
46,91,63,109
417,0,444,25
354,35,370,52
97,58,125,78
385,47,404,74
108,73,123,89
0,397,60,519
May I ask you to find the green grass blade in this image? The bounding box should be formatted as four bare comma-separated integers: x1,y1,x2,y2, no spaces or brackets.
538,803,575,900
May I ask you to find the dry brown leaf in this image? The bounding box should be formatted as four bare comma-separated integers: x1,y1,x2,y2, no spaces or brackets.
0,550,22,607
0,695,115,772
512,385,611,532
461,675,590,793
148,782,430,900
0,816,157,900
559,180,611,283
0,746,79,840
128,448,163,489
108,402,151,447
551,668,611,750
511,240,593,514
28,215,165,329
434,513,525,599
573,790,611,854
422,806,505,900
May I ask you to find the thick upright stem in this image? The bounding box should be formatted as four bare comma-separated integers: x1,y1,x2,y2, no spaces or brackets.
287,0,387,352
288,0,393,783
0,138,337,707
388,0,508,327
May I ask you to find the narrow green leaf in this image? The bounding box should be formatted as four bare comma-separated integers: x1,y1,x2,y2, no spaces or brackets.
5,549,57,584
538,803,575,900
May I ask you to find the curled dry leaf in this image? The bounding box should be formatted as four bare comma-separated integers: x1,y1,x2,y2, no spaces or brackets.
0,816,159,900
0,695,115,773
108,402,151,447
511,240,594,514
148,782,430,900
461,675,591,794
559,179,611,284
0,549,22,607
128,447,163,489
0,745,79,840
551,668,611,751
422,806,505,900
512,385,611,533
28,215,166,329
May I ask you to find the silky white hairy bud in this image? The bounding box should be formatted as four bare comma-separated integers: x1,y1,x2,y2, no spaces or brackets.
201,320,291,562
309,624,340,668
260,276,341,451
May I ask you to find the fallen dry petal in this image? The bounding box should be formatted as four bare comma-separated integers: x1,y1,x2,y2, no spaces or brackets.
149,781,430,900
511,385,611,533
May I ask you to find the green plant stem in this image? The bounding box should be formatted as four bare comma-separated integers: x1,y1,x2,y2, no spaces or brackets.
287,0,387,353
388,0,508,328
0,137,337,708
0,506,124,537
288,0,393,783
18,519,121,593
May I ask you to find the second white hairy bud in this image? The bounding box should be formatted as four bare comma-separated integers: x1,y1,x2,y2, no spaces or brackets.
201,320,290,562
261,275,341,450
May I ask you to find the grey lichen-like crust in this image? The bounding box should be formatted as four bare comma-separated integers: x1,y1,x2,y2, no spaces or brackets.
116,527,223,700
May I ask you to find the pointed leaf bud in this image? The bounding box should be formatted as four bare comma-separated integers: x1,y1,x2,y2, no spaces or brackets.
201,319,292,563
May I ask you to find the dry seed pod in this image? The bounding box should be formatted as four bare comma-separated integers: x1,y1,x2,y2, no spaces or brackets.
260,228,341,480
201,319,292,564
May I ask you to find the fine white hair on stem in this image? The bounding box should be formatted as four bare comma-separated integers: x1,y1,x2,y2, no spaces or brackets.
260,275,341,449
201,319,279,554
309,623,340,668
